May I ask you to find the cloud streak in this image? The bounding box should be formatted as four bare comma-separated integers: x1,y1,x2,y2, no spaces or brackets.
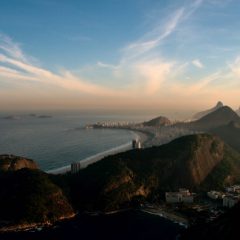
99,0,205,95
122,7,185,61
0,0,206,103
3,0,240,110
0,33,27,62
122,0,203,61
192,59,204,68
0,39,119,96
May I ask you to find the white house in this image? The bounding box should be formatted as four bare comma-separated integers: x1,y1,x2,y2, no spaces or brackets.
165,189,194,203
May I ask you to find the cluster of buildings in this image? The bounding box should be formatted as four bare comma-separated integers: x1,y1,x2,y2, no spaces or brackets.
86,121,135,129
165,189,195,204
207,185,240,208
207,191,225,200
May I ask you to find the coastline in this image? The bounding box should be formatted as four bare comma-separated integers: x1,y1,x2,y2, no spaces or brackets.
141,208,189,228
46,129,150,175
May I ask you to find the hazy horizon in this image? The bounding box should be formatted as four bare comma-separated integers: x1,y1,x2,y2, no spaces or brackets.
1,0,240,113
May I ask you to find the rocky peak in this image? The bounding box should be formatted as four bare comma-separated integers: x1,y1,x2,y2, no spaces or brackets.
216,101,224,108
0,154,38,171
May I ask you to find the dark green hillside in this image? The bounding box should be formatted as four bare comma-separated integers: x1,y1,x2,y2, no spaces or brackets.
68,134,240,211
1,134,240,229
0,169,74,228
210,121,240,153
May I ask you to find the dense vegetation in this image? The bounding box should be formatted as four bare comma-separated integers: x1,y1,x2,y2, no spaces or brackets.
1,132,240,229
210,121,240,153
0,169,74,226
58,134,240,211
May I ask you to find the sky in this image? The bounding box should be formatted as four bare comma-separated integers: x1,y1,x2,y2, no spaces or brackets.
0,0,240,116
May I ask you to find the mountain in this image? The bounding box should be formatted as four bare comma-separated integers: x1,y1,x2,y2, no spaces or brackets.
0,154,38,171
143,116,171,127
69,134,240,211
190,101,224,121
181,203,240,240
236,107,240,116
178,107,240,152
210,121,240,153
0,169,74,231
180,106,240,131
1,134,240,230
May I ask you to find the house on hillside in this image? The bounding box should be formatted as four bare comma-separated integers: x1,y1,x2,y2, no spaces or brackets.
165,189,194,203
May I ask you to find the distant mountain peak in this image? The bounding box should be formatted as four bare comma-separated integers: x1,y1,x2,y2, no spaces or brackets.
236,106,240,116
216,101,224,108
190,101,224,121
143,116,171,127
189,105,240,130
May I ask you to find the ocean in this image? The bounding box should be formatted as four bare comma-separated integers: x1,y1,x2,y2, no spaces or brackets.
0,210,184,240
0,112,146,171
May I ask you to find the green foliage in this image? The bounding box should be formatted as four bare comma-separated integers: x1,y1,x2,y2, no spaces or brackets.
62,134,240,212
2,133,240,226
201,145,240,190
200,158,231,190
210,122,240,153
0,169,73,225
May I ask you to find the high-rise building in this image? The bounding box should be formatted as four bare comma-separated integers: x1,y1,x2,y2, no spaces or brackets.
71,162,81,174
132,139,142,149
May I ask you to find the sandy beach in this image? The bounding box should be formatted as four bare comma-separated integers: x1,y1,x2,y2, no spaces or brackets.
47,130,149,175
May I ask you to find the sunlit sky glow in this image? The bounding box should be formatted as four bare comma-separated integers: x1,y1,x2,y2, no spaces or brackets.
0,0,240,116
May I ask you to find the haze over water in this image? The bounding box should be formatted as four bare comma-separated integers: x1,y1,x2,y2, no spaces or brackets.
0,113,147,171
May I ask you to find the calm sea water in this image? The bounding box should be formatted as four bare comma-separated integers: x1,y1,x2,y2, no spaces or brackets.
0,210,183,240
0,113,147,171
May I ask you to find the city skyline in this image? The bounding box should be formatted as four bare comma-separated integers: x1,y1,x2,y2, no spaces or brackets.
0,0,240,114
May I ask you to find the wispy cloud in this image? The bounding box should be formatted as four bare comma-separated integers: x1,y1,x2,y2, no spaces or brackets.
0,0,204,99
0,33,28,62
192,59,204,68
122,7,185,61
6,0,240,110
229,56,240,77
0,35,119,97
122,0,203,62
97,61,119,70
95,0,204,96
133,60,173,95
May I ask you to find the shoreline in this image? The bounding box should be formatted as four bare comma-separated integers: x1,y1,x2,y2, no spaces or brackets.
46,129,150,175
141,208,189,228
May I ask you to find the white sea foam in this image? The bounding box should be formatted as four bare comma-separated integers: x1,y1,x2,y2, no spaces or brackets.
46,141,133,174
